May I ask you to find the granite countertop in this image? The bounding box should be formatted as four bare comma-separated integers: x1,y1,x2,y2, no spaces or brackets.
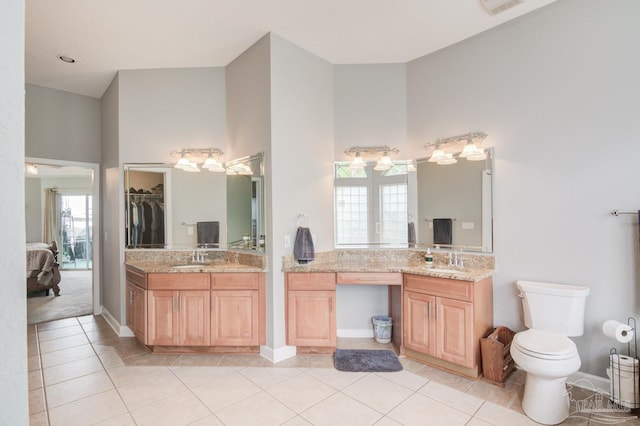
126,260,263,273
283,261,493,282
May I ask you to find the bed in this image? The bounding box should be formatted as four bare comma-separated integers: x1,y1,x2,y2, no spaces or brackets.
26,241,61,296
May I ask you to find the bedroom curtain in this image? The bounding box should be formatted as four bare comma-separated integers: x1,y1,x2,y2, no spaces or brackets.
43,188,61,244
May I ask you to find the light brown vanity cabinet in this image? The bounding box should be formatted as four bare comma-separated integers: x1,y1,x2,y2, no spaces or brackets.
147,273,211,347
125,267,265,351
285,273,336,348
211,273,264,346
126,267,147,343
403,274,493,377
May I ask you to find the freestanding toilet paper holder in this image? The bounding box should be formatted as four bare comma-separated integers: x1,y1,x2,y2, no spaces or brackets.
609,317,639,410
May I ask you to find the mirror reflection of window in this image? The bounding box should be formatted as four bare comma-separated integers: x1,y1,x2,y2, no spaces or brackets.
334,163,408,247
380,183,407,244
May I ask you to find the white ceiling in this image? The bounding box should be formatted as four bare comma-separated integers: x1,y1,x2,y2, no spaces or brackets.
26,0,557,99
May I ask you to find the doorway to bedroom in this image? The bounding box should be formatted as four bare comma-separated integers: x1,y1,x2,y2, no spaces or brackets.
25,158,100,325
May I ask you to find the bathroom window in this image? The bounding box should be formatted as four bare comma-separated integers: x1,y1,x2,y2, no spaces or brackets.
380,183,408,244
335,186,368,244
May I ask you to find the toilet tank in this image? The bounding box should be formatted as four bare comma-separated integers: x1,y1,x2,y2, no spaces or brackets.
517,280,590,336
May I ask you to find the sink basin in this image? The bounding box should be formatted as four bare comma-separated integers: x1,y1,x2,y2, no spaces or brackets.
428,268,461,274
171,264,206,270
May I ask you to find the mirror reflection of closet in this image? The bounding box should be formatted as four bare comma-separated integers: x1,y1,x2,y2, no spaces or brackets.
125,168,170,248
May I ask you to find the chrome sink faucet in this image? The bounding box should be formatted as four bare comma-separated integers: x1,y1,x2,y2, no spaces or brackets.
447,250,464,268
191,249,207,264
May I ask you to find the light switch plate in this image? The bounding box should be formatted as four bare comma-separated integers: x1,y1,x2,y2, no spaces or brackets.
461,222,475,230
284,235,291,248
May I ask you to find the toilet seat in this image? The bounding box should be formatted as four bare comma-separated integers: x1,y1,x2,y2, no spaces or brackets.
513,329,577,360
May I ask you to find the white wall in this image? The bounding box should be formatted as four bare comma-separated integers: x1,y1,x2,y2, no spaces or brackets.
407,0,640,376
25,84,101,163
0,0,28,423
269,34,335,350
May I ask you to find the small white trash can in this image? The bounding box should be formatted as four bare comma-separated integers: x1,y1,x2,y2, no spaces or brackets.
372,315,392,344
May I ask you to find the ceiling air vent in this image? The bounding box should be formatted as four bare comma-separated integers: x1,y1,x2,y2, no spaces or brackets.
480,0,523,15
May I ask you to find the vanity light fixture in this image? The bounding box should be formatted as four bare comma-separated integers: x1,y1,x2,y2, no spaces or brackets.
425,132,488,165
170,148,225,172
26,164,38,175
344,145,400,171
225,156,253,175
349,152,365,170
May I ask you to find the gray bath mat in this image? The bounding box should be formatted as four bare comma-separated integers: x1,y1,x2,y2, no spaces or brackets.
334,349,403,372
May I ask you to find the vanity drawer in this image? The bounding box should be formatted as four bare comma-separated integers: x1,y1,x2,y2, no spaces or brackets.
404,274,472,302
336,272,402,285
148,273,211,290
287,273,336,290
126,267,147,289
211,273,259,289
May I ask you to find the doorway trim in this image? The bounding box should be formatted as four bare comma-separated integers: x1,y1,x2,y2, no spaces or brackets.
26,156,101,315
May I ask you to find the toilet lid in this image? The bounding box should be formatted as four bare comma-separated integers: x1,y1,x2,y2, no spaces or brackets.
514,329,578,359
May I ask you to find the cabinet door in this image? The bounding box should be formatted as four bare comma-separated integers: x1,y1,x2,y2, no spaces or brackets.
437,297,473,368
403,291,436,356
148,290,179,346
287,290,336,347
211,290,258,346
179,291,211,346
133,285,147,343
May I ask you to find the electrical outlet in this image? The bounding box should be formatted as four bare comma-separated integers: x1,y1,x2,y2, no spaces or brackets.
284,235,291,248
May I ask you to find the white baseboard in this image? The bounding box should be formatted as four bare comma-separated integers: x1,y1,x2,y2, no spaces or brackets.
100,306,134,337
337,328,374,338
569,371,610,395
260,345,297,363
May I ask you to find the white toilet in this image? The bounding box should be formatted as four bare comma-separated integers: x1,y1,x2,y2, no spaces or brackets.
510,280,590,425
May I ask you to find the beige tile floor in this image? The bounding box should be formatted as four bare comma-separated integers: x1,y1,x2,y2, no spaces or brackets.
28,315,640,425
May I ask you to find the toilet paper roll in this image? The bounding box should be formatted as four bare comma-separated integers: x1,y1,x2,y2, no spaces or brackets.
603,320,634,343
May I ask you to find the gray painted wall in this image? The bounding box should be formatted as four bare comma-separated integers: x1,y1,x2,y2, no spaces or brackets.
270,34,335,350
25,84,101,163
407,0,640,377
333,64,408,334
25,176,93,243
0,0,28,423
225,35,275,345
118,68,226,164
100,74,122,323
225,35,272,160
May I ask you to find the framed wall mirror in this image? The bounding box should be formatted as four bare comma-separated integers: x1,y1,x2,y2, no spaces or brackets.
411,149,493,252
334,149,494,252
124,152,265,251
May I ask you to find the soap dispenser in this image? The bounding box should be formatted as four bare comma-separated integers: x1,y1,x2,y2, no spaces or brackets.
425,249,434,268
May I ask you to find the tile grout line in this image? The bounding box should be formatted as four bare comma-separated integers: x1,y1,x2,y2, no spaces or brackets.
33,323,51,426
77,316,135,424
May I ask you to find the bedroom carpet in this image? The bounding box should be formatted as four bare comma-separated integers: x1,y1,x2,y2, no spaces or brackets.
334,348,403,372
27,270,92,325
